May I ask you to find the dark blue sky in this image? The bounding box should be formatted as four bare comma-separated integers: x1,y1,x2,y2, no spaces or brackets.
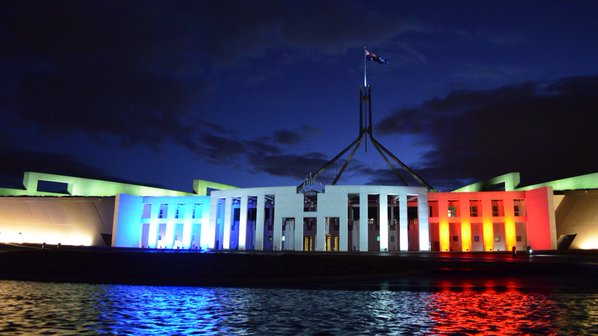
1,0,597,192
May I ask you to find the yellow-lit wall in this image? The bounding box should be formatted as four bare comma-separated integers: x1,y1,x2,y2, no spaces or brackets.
555,190,598,249
0,196,115,246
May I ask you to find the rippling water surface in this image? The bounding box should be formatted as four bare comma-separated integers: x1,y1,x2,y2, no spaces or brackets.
0,280,596,335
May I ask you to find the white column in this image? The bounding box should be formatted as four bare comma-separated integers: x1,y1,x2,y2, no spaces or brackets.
339,201,348,251
165,202,175,248
273,212,282,251
379,193,388,251
255,194,265,250
418,193,430,251
359,192,368,251
208,197,219,249
316,215,325,251
222,196,232,250
294,216,304,251
399,193,408,251
239,195,248,250
183,203,193,248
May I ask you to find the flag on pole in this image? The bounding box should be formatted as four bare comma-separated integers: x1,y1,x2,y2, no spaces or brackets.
364,48,389,65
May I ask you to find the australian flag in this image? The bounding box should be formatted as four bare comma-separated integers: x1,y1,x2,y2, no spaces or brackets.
364,48,389,65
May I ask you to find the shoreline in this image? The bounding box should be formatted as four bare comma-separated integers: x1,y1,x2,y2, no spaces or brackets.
1,244,596,291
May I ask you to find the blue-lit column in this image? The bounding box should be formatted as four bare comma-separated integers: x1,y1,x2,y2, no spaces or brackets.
255,194,265,250
239,195,248,250
316,215,325,251
294,216,304,251
418,193,430,251
359,192,368,251
148,201,160,248
222,196,232,250
379,193,388,251
399,193,408,251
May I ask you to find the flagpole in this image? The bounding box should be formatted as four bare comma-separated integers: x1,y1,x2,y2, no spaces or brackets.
363,47,367,87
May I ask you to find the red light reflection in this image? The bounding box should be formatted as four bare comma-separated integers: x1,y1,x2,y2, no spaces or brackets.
428,280,557,335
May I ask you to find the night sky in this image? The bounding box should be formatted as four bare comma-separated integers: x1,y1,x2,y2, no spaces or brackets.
1,0,597,192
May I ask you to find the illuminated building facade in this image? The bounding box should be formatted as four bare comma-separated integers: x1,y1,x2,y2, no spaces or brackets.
0,171,596,251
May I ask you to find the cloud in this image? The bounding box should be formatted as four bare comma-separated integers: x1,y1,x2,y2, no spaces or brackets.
375,75,598,190
197,0,419,66
248,152,331,180
0,1,418,154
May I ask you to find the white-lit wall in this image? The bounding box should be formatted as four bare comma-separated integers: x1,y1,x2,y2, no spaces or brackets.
211,185,429,252
0,196,115,246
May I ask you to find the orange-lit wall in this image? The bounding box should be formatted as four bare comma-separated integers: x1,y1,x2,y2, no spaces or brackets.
428,188,554,251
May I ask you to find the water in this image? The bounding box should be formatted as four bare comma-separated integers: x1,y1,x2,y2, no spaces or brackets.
0,280,596,335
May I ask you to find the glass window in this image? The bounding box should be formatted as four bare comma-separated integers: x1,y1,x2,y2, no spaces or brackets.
448,206,457,217
192,203,202,219
514,199,526,216
142,204,152,219
491,200,504,217
175,203,184,219
448,200,459,217
159,204,168,219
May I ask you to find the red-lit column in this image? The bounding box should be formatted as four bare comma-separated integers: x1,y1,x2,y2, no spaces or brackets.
481,197,494,251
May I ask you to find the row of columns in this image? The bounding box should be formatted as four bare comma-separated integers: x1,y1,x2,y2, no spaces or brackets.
436,196,517,252
212,192,430,252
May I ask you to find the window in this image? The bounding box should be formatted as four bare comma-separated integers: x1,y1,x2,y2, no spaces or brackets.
448,200,459,217
159,204,168,219
491,200,504,217
473,235,480,242
469,200,481,217
175,204,184,219
192,203,202,219
142,204,152,219
494,235,501,242
514,199,526,216
452,235,459,242
390,236,395,242
448,206,458,218
516,235,522,242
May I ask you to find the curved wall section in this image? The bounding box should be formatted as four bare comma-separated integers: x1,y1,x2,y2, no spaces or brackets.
0,196,115,246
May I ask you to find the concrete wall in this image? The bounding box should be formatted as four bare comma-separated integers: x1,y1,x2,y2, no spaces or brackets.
555,190,598,249
0,196,115,246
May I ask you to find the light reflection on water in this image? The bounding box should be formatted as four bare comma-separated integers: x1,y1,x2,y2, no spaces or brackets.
0,280,596,335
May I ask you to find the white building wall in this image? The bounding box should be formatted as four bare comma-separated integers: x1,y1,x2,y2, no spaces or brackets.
418,193,430,251
210,185,429,252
